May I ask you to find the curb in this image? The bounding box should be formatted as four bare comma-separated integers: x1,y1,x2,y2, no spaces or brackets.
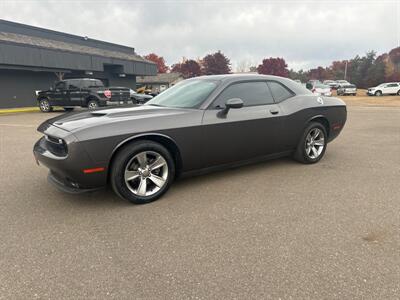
0,107,40,114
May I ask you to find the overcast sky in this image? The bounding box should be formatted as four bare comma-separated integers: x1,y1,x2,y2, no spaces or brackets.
0,0,399,70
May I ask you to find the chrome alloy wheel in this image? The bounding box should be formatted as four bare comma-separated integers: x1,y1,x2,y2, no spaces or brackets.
40,100,50,111
124,151,169,197
88,102,98,109
305,128,325,159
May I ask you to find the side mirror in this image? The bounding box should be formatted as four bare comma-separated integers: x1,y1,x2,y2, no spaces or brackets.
217,98,243,118
225,98,244,109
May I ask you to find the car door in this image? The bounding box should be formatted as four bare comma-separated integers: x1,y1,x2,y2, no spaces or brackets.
386,83,398,94
51,81,67,106
201,81,283,168
66,79,82,106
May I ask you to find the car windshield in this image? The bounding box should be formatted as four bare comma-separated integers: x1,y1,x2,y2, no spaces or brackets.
146,79,218,108
315,84,329,88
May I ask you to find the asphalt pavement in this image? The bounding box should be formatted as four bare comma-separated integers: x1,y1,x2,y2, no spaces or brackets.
0,106,399,299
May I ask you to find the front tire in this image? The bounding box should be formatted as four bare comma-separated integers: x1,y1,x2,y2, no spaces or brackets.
110,141,175,204
397,90,400,96
375,91,382,96
293,122,327,164
38,99,52,113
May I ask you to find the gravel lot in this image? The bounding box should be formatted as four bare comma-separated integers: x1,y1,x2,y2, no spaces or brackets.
0,106,399,299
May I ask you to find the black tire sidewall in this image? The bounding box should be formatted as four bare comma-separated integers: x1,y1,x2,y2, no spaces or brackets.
295,122,327,164
111,141,175,204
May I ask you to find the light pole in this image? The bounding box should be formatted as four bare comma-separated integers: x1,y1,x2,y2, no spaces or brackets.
344,60,348,80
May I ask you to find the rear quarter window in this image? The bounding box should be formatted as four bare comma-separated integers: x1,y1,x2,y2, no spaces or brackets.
267,81,294,102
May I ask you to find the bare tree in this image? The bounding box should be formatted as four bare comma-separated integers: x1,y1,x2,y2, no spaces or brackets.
236,59,252,73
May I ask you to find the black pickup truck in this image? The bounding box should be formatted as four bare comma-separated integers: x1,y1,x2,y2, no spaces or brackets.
36,78,131,112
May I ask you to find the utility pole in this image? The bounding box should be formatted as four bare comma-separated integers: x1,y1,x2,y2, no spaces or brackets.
344,61,348,80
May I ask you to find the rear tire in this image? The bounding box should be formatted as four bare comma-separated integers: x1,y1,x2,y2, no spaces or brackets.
87,99,99,110
38,99,52,113
293,122,327,164
110,141,175,204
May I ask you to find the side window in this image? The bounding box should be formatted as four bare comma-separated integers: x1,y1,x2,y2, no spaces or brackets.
212,81,274,108
55,81,66,90
94,80,104,87
267,81,294,102
81,80,92,88
67,80,80,90
387,83,398,87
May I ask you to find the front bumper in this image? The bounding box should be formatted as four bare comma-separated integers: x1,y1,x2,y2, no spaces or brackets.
367,90,375,95
47,172,102,194
33,124,108,191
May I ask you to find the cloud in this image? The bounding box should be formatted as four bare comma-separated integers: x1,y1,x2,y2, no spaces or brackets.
0,0,398,70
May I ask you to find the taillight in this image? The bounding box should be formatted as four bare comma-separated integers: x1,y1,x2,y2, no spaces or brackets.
104,90,112,98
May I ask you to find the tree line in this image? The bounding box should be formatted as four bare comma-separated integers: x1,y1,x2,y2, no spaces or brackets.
144,46,400,88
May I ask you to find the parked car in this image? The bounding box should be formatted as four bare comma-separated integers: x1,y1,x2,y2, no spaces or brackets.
335,80,350,88
36,78,131,112
337,84,357,96
311,83,332,96
130,89,153,104
323,80,338,89
367,82,400,96
33,74,347,204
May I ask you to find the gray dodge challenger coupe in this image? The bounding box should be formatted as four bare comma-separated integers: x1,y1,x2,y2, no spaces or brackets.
34,74,347,204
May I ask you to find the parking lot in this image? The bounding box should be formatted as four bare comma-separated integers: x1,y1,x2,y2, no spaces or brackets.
0,106,399,299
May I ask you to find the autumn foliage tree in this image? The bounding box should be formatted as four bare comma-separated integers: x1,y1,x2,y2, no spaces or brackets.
202,51,231,75
257,57,289,77
144,53,169,73
171,59,202,78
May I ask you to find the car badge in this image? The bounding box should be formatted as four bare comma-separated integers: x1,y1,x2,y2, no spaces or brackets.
317,97,324,105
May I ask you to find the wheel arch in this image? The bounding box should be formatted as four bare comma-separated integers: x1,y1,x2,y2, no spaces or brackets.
108,133,183,181
85,95,100,105
307,115,330,138
37,95,49,102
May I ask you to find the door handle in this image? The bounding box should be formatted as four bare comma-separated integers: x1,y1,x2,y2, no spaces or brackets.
269,109,279,115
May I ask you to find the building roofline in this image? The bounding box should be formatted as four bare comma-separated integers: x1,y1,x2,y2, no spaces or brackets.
0,19,136,55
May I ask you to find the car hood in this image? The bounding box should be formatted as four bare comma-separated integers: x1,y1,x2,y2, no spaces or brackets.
45,105,195,133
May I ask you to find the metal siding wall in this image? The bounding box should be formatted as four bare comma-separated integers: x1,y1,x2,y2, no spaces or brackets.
0,44,42,66
107,74,136,90
0,69,57,108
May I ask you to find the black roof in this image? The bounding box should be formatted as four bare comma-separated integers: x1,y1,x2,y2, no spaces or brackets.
0,19,156,76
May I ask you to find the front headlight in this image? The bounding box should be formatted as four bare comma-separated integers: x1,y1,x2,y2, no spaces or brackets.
44,135,68,157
